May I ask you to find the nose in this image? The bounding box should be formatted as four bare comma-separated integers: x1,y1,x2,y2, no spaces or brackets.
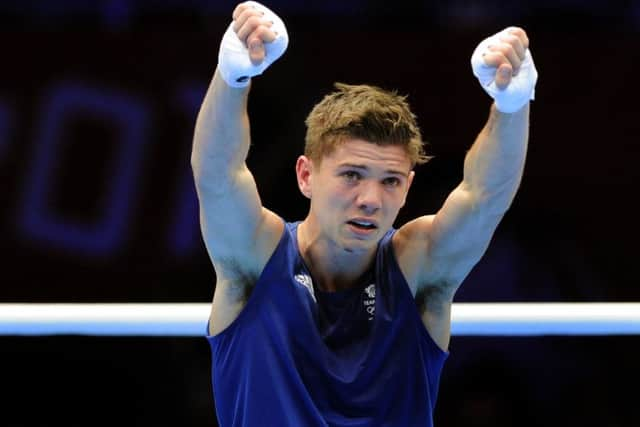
356,181,382,215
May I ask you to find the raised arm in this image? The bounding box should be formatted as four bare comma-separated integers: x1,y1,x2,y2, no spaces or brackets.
191,2,288,335
425,102,529,285
395,27,538,350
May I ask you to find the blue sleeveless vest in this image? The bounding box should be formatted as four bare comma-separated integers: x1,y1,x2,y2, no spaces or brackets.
207,222,448,427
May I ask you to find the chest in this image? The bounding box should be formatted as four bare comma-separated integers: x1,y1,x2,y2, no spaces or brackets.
314,281,377,351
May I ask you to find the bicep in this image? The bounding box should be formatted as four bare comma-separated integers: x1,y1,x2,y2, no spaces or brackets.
196,164,282,274
427,182,503,282
397,182,504,287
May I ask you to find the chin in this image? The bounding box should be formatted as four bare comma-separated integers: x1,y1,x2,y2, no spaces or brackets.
341,234,381,253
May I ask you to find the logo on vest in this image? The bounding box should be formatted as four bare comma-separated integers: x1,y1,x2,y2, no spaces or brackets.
363,283,376,321
294,273,316,303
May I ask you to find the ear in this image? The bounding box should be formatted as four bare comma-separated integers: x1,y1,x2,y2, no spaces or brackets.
295,155,314,199
400,170,415,207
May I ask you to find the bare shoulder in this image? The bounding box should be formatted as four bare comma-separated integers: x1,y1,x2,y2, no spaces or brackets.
392,215,435,294
392,214,458,303
211,208,284,280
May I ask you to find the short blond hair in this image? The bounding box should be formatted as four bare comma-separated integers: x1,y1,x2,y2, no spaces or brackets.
304,83,431,166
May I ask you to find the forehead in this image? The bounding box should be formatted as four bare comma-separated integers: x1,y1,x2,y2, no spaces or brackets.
320,139,412,172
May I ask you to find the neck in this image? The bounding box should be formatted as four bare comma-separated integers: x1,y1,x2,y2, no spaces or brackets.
297,218,376,292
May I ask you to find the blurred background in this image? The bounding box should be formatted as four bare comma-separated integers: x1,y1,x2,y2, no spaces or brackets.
1,0,639,425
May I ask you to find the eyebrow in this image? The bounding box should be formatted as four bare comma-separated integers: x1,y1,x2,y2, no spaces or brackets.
337,163,409,177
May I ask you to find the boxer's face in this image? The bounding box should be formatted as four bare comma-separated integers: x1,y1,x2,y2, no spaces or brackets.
297,138,414,252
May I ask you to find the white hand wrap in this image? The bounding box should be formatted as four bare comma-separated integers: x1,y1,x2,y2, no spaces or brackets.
218,1,289,88
471,28,538,113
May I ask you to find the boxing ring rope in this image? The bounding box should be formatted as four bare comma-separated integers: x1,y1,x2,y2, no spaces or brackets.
1,303,639,336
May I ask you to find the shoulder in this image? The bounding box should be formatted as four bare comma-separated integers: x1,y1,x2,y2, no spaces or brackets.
214,209,286,284
391,216,436,294
393,214,476,292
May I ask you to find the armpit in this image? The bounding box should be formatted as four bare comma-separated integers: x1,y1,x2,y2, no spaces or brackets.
415,283,455,316
215,257,259,303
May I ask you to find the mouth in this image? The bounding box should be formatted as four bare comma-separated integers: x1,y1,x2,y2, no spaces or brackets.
346,219,379,234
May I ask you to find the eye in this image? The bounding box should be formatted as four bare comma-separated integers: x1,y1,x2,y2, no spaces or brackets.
342,171,362,182
382,177,401,187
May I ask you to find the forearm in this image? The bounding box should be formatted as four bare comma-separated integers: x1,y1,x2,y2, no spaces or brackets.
462,102,529,214
191,69,252,191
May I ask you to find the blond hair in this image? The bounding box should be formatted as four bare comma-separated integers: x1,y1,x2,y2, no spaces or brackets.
304,83,431,166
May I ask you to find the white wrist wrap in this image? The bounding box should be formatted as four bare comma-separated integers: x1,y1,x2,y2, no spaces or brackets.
471,28,538,113
218,1,289,88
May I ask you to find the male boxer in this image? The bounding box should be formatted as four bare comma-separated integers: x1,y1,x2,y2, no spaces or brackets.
192,2,537,426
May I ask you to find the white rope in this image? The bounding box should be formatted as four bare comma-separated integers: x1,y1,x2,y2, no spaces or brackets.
451,303,640,335
0,303,638,336
0,303,210,336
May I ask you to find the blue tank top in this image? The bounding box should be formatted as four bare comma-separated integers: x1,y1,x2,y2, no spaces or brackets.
207,221,448,427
